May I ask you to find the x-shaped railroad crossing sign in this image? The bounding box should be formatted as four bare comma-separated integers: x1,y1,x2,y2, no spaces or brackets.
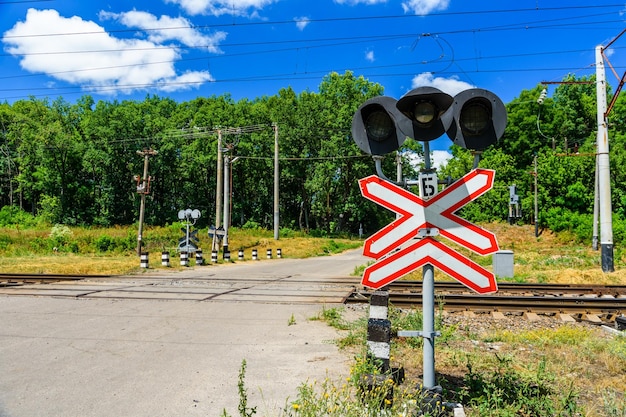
359,169,499,294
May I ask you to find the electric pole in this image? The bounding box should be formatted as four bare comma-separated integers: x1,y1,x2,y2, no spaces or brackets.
136,148,157,256
596,45,614,272
214,129,223,253
273,123,280,241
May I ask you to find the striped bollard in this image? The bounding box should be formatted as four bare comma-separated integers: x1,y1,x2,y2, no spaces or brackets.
140,252,149,269
252,249,258,261
277,248,282,258
267,248,272,259
238,249,244,261
180,251,189,267
161,251,170,267
195,250,203,266
211,250,218,263
360,290,396,408
224,250,231,262
367,290,391,373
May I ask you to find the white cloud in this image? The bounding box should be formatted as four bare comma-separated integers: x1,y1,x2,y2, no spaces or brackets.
407,149,452,170
431,150,452,169
99,10,226,52
2,8,215,95
158,70,215,92
365,50,375,62
294,16,310,31
401,0,450,15
411,72,475,96
165,0,277,16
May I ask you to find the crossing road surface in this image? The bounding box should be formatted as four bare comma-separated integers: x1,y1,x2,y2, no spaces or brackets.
0,249,368,417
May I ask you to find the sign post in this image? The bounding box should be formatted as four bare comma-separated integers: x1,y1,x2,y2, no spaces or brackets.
359,168,499,391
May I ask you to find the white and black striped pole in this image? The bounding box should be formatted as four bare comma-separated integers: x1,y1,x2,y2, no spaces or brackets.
140,252,149,269
161,251,170,267
367,290,391,373
180,251,188,267
238,249,244,261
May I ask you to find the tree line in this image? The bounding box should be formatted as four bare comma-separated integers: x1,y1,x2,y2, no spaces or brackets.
1,71,626,243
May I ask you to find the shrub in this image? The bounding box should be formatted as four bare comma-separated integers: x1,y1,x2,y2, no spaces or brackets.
0,206,40,228
94,235,114,252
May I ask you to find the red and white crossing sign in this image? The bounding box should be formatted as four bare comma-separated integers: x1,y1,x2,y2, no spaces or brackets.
359,168,499,294
362,237,498,293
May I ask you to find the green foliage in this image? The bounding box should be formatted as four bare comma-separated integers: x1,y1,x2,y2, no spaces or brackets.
312,306,351,330
49,224,73,247
457,358,578,417
3,72,626,243
221,359,257,417
0,206,40,228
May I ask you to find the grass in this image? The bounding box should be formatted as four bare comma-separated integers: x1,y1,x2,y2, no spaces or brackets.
0,224,362,274
299,304,626,417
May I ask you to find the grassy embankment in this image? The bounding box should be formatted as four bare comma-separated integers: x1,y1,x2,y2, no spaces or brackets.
0,224,361,274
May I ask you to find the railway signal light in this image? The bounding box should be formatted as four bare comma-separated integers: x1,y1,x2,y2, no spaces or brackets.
351,96,413,155
352,88,507,155
396,86,454,141
442,88,507,151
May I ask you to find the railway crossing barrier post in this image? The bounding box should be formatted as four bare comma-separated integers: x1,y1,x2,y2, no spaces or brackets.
211,250,218,263
267,248,272,259
223,249,231,262
252,249,258,260
161,251,170,267
140,252,149,268
277,248,282,258
195,250,204,266
180,251,189,267
360,290,404,408
238,249,244,261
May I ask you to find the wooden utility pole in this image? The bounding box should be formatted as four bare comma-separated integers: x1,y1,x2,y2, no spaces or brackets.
136,148,157,256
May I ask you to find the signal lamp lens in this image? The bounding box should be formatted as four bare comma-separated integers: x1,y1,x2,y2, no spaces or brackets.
460,98,491,136
413,101,437,125
365,110,394,142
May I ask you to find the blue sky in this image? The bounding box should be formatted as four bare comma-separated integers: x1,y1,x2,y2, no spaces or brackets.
1,0,625,160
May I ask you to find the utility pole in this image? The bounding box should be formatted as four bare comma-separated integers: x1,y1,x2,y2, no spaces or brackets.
273,123,280,240
596,45,614,272
534,154,539,238
214,129,223,253
136,148,157,256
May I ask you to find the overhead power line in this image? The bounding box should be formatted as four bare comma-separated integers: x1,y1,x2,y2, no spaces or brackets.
2,4,623,39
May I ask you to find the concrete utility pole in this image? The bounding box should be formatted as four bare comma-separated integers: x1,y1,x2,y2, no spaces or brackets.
273,123,280,240
534,154,539,238
136,148,158,256
214,129,223,252
595,45,614,272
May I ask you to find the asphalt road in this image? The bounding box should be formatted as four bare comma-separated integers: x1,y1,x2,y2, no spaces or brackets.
0,249,369,417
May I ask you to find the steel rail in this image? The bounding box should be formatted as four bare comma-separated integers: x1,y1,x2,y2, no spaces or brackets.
384,280,626,296
0,273,111,286
348,282,626,315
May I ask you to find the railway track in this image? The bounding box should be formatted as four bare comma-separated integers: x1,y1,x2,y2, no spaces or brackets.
347,280,626,317
0,273,110,287
2,273,626,318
